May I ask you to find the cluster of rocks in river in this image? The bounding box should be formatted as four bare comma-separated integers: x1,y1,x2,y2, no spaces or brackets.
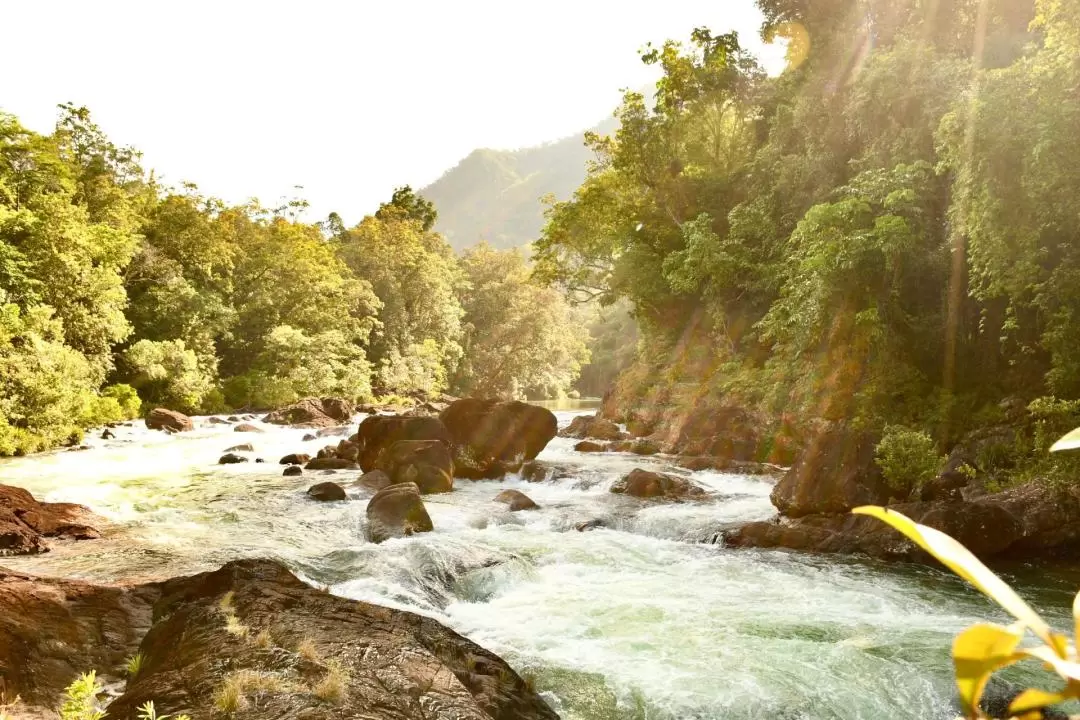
0,559,558,720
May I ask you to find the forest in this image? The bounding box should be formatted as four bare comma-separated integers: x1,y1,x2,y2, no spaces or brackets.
534,0,1080,465
0,109,589,455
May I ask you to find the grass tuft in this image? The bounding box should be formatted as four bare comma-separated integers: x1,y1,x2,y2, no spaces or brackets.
312,660,347,704
296,637,320,662
224,614,249,638
218,591,235,614
214,670,287,715
253,628,274,649
125,651,145,678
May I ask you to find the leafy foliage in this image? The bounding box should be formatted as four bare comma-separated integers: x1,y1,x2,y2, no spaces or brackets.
59,672,104,720
875,425,943,495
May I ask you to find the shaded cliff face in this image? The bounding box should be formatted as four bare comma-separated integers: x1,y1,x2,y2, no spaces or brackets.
0,559,559,720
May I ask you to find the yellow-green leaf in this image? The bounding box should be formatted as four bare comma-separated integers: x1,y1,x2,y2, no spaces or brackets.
1073,589,1080,651
1051,426,1080,452
952,623,1025,716
852,506,1060,652
1008,685,1080,715
1022,645,1080,681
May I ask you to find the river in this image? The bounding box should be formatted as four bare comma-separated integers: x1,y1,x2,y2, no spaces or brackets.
2,408,1074,719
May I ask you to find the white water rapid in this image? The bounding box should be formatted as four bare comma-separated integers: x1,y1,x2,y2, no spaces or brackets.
2,408,1075,719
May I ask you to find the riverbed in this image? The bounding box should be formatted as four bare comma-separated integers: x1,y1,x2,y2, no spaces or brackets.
2,409,1073,719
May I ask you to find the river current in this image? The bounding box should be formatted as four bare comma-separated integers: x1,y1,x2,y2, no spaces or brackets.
2,408,1075,719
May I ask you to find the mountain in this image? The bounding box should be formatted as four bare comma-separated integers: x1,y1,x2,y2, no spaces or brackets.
422,115,619,252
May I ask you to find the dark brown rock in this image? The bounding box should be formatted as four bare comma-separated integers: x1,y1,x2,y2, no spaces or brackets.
101,429,116,440
145,408,193,433
440,399,557,479
1,559,558,719
234,423,263,433
356,415,452,470
375,440,454,494
335,439,360,462
494,489,538,511
611,439,662,455
610,469,705,500
771,429,893,518
520,460,549,483
560,414,626,441
317,444,338,459
282,465,303,477
263,397,350,428
279,453,311,465
218,453,249,465
304,457,360,471
574,440,608,453
207,417,229,425
0,485,102,556
307,482,347,501
302,433,317,442
319,397,354,422
366,483,434,543
354,470,393,493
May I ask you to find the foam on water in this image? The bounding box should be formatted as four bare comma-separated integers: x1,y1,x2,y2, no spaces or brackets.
1,410,1071,718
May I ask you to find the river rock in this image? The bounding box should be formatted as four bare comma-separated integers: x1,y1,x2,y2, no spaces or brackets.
302,433,317,442
208,417,229,425
317,444,338,459
560,414,627,441
494,489,538,511
282,465,303,477
611,469,705,500
227,415,241,422
263,397,353,428
101,429,116,440
576,519,608,532
234,423,263,433
574,440,608,453
335,439,360,462
225,443,254,452
440,399,557,478
520,460,549,483
317,425,353,438
771,428,893,518
218,453,249,465
726,480,1080,561
304,457,360,471
354,469,393,493
374,439,454,494
366,482,434,543
145,408,193,433
0,559,558,719
356,414,452,471
611,439,662,456
0,485,101,556
279,453,311,465
307,481,347,501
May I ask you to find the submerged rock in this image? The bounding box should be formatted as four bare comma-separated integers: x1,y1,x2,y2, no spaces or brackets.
366,482,434,543
145,408,193,433
610,469,705,500
302,433,317,442
576,519,608,532
520,460,549,483
307,481,347,501
0,484,101,556
574,440,608,453
234,423,263,433
494,489,539,511
225,443,254,453
282,465,303,477
440,399,557,478
375,439,454,494
218,453,249,465
207,417,229,425
0,559,558,719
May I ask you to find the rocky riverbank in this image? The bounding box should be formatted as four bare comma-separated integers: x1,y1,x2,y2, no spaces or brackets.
0,558,557,719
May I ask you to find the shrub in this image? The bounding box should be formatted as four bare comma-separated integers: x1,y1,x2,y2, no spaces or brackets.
59,672,104,720
102,383,142,418
875,424,943,495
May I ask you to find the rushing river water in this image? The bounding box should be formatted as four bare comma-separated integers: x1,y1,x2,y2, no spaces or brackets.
2,408,1076,719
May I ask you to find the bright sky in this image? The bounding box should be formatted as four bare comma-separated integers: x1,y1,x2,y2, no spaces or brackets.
2,0,783,223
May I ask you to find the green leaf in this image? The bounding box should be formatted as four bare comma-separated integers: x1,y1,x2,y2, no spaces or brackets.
1008,685,1079,715
1051,426,1080,452
951,623,1025,716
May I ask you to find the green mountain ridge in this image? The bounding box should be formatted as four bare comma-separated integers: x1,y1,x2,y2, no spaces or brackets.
421,115,619,251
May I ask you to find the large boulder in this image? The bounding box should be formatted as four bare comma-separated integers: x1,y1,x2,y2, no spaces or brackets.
494,489,539,511
0,559,559,719
263,397,353,428
726,481,1080,561
366,483,434,543
335,439,360,462
439,399,557,479
0,485,101,556
610,469,705,501
355,415,452,471
374,440,454,494
145,408,193,433
662,403,760,461
559,414,626,441
307,482,347,502
770,429,893,518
